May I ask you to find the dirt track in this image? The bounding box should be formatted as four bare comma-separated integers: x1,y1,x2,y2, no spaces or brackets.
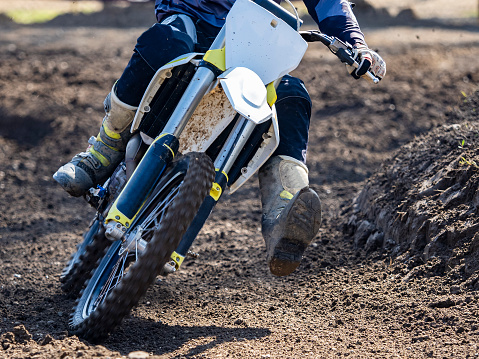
1,2,479,358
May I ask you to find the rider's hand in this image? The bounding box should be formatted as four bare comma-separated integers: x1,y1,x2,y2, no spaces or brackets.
346,44,386,82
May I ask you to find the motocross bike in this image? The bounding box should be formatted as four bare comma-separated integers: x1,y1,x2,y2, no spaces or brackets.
59,0,380,342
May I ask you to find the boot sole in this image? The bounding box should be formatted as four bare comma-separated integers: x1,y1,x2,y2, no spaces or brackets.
269,188,322,276
53,166,94,198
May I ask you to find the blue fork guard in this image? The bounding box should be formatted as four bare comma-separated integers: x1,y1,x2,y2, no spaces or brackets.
115,134,179,220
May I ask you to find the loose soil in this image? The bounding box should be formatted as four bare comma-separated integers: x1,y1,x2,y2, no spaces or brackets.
1,2,479,358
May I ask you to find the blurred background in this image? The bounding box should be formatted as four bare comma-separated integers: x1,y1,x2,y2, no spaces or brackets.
0,0,477,26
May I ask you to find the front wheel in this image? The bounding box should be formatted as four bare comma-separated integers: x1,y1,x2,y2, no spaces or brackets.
69,152,214,342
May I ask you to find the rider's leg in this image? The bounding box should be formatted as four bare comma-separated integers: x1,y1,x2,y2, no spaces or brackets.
54,88,137,197
258,75,322,276
53,17,196,197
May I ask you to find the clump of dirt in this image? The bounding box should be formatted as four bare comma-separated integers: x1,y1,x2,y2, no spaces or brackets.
348,90,479,290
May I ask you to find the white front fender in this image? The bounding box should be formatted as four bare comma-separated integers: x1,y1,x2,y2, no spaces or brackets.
219,67,272,124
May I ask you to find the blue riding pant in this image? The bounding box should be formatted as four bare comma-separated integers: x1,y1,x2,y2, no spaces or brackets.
116,16,311,163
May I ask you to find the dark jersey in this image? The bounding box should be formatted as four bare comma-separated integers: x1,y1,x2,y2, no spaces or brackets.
154,0,366,46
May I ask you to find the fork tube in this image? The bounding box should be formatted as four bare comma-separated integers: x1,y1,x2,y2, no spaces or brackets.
162,66,217,137
174,169,227,257
174,117,257,259
215,117,257,174
162,26,226,138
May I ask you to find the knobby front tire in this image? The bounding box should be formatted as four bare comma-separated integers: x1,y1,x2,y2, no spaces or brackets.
69,152,214,342
60,218,110,298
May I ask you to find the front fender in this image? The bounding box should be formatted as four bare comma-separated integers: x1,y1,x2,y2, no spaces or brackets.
218,67,273,124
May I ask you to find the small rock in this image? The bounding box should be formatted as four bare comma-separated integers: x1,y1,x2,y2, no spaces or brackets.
128,351,150,358
1,332,14,350
429,298,456,309
1,332,14,342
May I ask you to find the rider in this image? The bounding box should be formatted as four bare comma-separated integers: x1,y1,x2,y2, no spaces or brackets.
54,0,386,277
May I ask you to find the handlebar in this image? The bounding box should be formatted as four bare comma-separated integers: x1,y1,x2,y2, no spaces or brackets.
300,30,380,84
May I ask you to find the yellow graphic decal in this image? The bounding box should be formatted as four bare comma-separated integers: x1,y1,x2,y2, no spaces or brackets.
166,55,191,66
215,168,229,183
203,48,226,72
210,182,223,201
266,82,277,107
96,131,121,153
163,144,175,158
105,202,135,228
89,147,110,167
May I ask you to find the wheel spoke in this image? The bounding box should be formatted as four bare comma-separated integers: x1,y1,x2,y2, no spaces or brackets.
131,185,182,248
140,184,181,234
94,252,129,309
92,183,183,310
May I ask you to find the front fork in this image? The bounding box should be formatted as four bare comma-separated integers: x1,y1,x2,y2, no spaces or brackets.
104,65,218,239
103,24,261,271
166,116,258,272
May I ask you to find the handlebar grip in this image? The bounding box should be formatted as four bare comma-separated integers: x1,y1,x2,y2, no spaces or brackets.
299,31,381,84
338,49,380,83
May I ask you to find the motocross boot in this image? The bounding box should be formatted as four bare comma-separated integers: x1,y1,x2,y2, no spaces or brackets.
53,86,137,197
258,155,322,276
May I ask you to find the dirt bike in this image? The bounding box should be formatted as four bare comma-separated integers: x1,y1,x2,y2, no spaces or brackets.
59,0,380,342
